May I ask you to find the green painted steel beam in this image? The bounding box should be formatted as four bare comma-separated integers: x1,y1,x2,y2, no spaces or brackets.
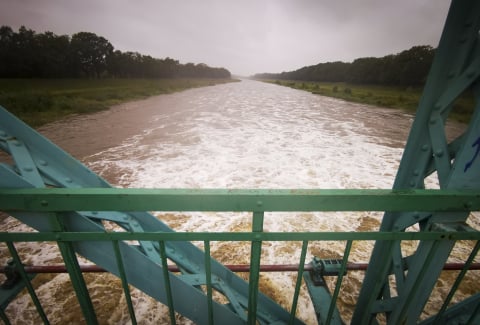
353,0,480,323
1,231,479,242
0,188,478,212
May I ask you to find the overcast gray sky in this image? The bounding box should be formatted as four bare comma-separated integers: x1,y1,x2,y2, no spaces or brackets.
0,0,451,76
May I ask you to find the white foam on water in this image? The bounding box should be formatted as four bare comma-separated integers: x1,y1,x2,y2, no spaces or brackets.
4,80,475,324
87,81,408,192
84,80,413,324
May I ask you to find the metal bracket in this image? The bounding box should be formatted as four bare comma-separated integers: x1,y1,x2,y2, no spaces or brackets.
0,259,20,290
0,259,37,312
309,257,346,287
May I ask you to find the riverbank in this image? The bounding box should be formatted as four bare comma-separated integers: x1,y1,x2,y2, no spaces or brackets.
260,80,474,123
0,78,237,127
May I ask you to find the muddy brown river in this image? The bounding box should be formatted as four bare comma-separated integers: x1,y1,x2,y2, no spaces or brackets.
1,79,477,324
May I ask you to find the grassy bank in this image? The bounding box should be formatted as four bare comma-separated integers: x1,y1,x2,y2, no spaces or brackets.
264,80,474,123
0,78,236,127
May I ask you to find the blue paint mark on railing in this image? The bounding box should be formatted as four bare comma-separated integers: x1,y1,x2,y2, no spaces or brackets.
464,136,480,172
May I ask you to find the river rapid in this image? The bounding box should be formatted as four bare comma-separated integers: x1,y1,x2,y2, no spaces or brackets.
1,79,477,324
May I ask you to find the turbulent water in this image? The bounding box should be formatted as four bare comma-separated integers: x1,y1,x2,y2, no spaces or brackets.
1,79,477,324
84,80,411,189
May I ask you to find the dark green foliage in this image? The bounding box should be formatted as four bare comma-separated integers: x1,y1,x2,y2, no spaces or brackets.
254,46,435,88
70,32,113,78
0,25,231,79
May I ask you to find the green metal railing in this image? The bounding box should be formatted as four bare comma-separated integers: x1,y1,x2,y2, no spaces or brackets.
0,188,479,324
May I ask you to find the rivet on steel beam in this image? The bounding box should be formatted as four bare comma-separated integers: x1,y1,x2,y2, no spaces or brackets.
409,180,416,187
464,202,473,209
65,178,73,183
256,200,263,207
413,169,420,176
421,144,430,152
435,149,444,157
413,213,420,220
13,140,21,146
38,160,48,166
23,167,33,172
434,103,442,111
429,118,437,125
40,200,48,207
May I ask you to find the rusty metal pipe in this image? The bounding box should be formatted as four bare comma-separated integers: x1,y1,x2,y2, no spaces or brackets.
1,263,479,274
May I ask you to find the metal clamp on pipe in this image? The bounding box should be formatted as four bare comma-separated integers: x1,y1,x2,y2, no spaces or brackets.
0,259,21,290
309,257,347,286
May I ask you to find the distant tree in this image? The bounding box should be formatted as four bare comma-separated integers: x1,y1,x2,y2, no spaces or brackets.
161,57,180,78
256,45,434,88
0,25,231,79
35,31,70,77
70,32,113,78
347,57,379,84
396,45,434,86
0,25,15,76
10,26,38,77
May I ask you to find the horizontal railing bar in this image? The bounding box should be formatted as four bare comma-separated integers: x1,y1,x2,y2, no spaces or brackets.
0,188,478,212
2,263,479,274
1,231,479,242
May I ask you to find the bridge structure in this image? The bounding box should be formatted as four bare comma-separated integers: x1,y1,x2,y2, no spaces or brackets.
0,0,479,324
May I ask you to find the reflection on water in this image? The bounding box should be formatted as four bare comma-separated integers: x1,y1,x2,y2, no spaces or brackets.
1,80,476,324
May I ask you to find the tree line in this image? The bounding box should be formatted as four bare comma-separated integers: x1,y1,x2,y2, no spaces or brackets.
0,25,231,79
254,45,434,87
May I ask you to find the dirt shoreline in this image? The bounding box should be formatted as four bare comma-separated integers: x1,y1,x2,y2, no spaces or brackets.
36,92,185,160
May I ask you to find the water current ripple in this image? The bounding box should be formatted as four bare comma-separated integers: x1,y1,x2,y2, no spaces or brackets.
85,79,411,190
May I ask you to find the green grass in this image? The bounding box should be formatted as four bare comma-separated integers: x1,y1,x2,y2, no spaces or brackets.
265,80,474,124
0,78,236,127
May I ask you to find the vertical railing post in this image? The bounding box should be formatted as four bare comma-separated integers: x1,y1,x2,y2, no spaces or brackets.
204,240,214,325
248,210,264,325
289,240,309,325
57,240,98,325
6,242,50,325
51,213,98,325
112,240,137,325
159,240,176,325
435,240,480,322
326,240,352,324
